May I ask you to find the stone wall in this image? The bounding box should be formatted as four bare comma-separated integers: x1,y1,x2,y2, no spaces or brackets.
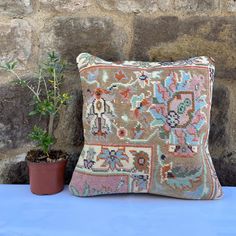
0,0,236,185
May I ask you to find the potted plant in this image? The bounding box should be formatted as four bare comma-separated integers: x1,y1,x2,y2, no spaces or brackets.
1,52,70,195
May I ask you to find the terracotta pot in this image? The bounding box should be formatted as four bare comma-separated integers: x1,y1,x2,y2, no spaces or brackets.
27,159,67,195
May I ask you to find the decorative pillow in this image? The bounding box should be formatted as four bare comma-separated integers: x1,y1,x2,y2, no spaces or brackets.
69,53,223,200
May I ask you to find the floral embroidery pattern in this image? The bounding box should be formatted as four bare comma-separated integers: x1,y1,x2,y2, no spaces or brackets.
97,148,128,171
117,127,128,140
149,72,206,156
131,151,149,173
131,174,149,192
83,148,96,169
166,111,180,128
69,53,223,200
134,71,151,88
86,88,116,137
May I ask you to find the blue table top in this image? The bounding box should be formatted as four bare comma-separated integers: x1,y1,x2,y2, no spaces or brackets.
0,185,235,236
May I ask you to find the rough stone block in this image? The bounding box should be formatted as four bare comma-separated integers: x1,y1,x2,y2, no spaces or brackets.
40,17,127,65
0,151,29,184
39,0,91,12
0,0,33,16
132,16,236,79
53,73,84,150
0,81,47,151
214,152,236,186
174,0,220,12
96,0,173,13
224,0,236,12
0,72,83,151
0,20,33,69
209,80,230,160
209,79,236,186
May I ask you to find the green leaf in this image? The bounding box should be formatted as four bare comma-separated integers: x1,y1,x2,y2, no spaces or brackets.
1,61,18,71
28,110,38,116
14,79,27,87
29,126,54,154
10,61,17,70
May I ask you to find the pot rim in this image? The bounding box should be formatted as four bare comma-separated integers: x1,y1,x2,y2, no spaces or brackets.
26,149,68,165
26,158,67,166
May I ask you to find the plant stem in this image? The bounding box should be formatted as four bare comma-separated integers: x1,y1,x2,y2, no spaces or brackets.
48,113,55,137
42,76,49,100
36,72,41,96
10,70,41,101
53,68,57,105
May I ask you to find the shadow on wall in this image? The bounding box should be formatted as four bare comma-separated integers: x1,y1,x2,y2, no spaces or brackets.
41,16,236,80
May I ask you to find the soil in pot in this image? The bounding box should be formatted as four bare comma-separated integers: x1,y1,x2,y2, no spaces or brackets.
26,150,68,195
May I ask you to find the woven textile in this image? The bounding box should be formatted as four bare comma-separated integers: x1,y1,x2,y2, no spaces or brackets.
69,53,222,199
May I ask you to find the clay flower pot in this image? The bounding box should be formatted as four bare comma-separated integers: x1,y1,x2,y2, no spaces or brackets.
27,158,67,195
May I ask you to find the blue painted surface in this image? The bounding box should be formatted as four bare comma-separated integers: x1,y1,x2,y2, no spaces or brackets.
0,185,235,236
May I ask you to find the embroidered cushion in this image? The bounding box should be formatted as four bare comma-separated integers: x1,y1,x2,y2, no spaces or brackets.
69,53,223,200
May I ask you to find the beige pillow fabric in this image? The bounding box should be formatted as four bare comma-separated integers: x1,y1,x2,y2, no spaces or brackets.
69,53,222,200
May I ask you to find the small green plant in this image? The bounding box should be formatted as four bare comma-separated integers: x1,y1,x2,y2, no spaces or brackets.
1,52,70,156
29,126,54,154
